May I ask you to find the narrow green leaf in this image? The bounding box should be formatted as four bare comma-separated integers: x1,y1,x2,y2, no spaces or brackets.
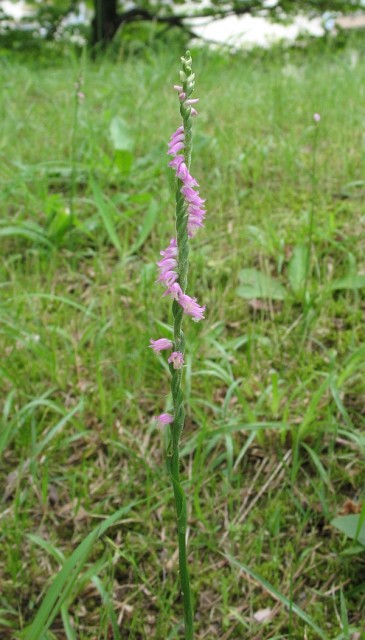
340,590,350,639
33,402,82,457
225,554,328,639
27,535,65,564
337,345,365,387
92,576,121,640
23,502,140,640
0,225,52,247
301,443,330,488
91,179,123,256
298,377,330,439
6,293,99,320
127,198,158,255
60,607,77,640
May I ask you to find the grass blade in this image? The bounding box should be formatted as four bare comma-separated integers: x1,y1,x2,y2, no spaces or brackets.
23,502,140,640
91,179,123,257
0,225,53,247
127,198,158,255
225,553,328,639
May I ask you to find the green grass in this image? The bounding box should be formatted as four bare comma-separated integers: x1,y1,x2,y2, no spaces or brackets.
0,39,365,639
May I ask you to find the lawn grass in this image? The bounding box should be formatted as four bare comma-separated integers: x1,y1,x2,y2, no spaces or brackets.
0,37,364,639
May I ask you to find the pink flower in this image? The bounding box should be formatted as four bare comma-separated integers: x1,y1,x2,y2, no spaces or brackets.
157,257,177,276
157,270,178,287
169,133,185,145
160,237,177,259
168,351,184,369
152,80,207,319
168,141,185,155
168,154,185,170
155,413,174,426
177,293,205,322
149,338,174,352
167,128,185,156
313,113,321,122
163,282,182,299
171,125,184,136
157,238,178,289
188,207,206,228
181,186,205,207
176,163,199,187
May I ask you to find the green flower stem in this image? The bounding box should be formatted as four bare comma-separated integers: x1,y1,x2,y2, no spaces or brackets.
169,51,195,640
303,119,319,307
70,81,80,227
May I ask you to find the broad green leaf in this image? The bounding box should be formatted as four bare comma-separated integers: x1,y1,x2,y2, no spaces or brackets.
225,554,328,639
109,116,135,152
288,245,308,297
331,514,365,546
237,268,286,300
331,274,365,291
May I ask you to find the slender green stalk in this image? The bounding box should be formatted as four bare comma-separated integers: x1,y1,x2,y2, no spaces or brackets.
303,114,319,307
69,75,83,226
169,51,195,640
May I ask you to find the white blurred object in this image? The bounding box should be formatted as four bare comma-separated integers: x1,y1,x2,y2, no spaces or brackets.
189,13,324,49
253,607,273,622
2,1,31,18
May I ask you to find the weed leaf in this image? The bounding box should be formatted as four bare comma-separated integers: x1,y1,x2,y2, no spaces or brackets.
331,514,365,546
237,268,286,300
331,274,365,291
288,245,309,297
109,116,135,152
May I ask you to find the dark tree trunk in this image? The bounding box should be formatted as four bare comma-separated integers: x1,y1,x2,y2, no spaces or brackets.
92,0,121,48
90,1,196,49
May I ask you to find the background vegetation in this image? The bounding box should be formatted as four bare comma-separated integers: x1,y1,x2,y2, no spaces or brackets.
0,24,365,640
2,0,365,49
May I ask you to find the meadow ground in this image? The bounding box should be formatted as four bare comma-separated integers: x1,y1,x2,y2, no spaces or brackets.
0,38,364,639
